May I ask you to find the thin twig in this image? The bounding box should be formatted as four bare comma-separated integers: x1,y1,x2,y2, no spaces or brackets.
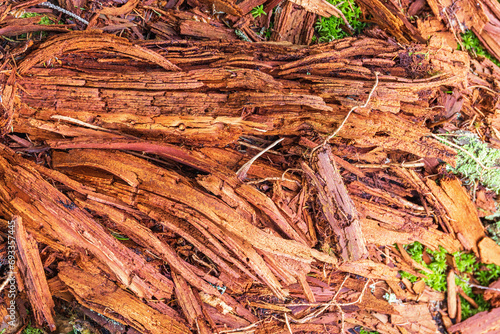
40,2,89,25
236,138,284,181
51,115,113,132
245,177,300,186
456,274,500,292
219,319,264,333
245,168,303,186
0,270,14,293
466,85,500,96
310,72,379,158
51,115,139,139
284,313,293,334
237,141,282,156
293,274,352,324
353,160,424,169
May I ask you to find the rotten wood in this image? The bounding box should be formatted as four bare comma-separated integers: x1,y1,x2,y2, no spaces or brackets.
0,10,498,332
13,216,56,331
57,262,190,334
425,177,487,255
303,146,367,262
449,307,500,333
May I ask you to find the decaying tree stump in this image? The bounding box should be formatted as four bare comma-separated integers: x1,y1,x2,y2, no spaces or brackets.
0,28,498,333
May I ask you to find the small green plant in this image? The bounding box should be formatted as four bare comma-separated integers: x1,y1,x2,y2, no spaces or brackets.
460,30,500,66
440,132,500,194
487,221,500,246
359,328,379,334
21,12,41,18
23,325,43,334
399,242,500,319
111,231,129,241
251,5,267,18
383,292,402,304
234,29,251,42
315,0,365,42
258,23,273,40
39,15,63,25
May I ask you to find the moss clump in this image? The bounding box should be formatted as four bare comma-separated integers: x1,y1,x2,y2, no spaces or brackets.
315,0,366,42
399,242,500,319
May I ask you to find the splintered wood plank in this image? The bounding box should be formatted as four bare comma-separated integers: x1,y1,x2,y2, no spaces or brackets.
425,177,485,255
172,271,212,334
49,148,336,302
13,216,56,331
0,144,174,301
74,199,229,299
303,146,367,262
57,262,190,334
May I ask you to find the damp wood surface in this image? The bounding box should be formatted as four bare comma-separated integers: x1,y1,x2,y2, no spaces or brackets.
1,0,500,333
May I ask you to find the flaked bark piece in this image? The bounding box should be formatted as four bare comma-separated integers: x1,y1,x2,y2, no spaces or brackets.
427,0,500,63
13,216,56,331
484,279,500,307
197,0,243,16
18,30,180,74
47,276,74,303
172,271,212,334
0,21,72,37
449,307,500,333
178,20,239,40
270,1,316,45
425,177,485,255
144,203,286,303
303,146,367,262
359,208,462,254
57,262,190,334
355,0,425,43
234,182,311,245
287,0,346,18
391,304,439,334
397,243,433,275
0,71,16,136
98,0,140,15
478,237,500,266
392,167,455,234
339,259,399,281
447,269,457,319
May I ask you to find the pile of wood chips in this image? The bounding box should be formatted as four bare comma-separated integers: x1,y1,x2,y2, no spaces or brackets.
1,0,500,333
